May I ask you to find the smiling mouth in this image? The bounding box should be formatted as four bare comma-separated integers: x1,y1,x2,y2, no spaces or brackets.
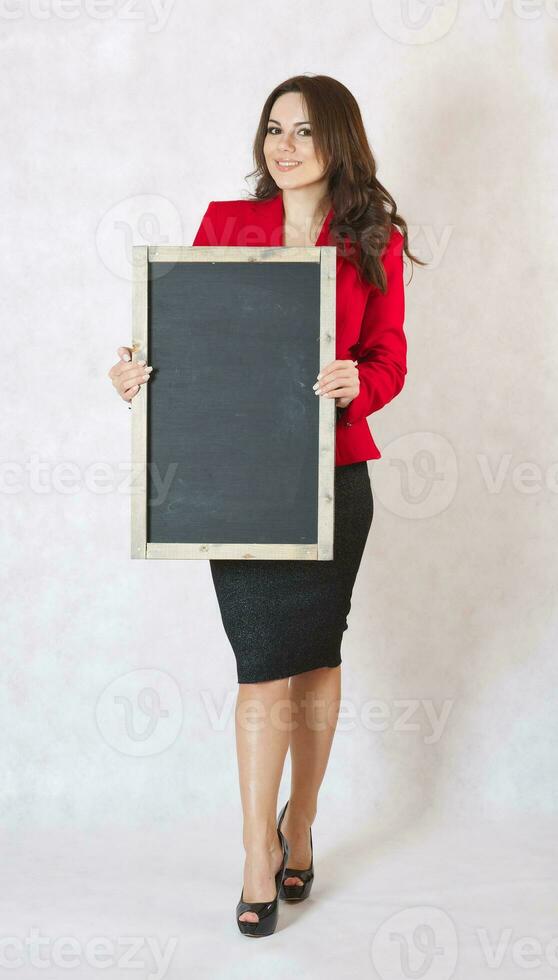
275,160,302,167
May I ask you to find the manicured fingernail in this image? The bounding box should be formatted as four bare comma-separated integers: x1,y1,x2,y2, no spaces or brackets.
312,382,319,390
317,373,322,379
138,359,146,366
123,354,131,361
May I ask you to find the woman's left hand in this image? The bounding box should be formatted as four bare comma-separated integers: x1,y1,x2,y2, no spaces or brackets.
313,359,359,409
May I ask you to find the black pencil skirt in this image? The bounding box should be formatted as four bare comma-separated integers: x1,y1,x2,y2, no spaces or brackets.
209,461,374,683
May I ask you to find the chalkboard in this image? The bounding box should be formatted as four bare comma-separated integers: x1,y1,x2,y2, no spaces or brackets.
130,245,336,560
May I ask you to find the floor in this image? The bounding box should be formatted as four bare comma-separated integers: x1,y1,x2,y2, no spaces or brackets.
0,812,555,979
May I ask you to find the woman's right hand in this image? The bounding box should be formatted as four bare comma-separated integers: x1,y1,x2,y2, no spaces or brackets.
107,346,153,402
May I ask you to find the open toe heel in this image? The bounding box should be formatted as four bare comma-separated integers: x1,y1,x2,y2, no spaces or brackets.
236,823,289,937
277,800,314,903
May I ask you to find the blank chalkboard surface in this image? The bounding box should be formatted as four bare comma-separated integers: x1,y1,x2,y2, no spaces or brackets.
130,245,336,560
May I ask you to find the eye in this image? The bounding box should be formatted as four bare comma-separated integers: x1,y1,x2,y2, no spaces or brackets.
266,126,312,137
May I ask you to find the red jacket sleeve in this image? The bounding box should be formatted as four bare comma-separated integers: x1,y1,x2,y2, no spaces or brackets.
341,228,407,425
192,201,218,245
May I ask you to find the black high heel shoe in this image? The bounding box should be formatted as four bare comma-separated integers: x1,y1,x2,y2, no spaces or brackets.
277,799,314,902
236,823,289,937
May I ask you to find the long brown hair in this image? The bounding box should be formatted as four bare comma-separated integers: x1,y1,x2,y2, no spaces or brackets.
245,74,425,292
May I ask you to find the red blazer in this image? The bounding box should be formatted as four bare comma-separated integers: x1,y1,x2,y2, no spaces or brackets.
192,193,407,467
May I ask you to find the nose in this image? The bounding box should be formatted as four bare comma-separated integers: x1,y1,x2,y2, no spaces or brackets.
278,134,296,153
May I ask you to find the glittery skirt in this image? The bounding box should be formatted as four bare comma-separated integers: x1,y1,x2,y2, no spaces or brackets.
209,461,374,683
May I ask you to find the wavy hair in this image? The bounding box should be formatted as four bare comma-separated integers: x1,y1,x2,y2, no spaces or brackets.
245,74,425,292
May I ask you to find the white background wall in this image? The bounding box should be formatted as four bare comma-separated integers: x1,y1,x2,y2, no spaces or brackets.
2,0,557,840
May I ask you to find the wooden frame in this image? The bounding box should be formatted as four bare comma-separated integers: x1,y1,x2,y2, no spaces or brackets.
131,245,337,560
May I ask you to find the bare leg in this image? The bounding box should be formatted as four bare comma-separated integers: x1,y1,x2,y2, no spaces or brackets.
236,676,291,924
281,665,341,885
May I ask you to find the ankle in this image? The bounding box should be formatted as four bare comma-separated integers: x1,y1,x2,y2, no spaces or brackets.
284,799,316,829
242,824,280,855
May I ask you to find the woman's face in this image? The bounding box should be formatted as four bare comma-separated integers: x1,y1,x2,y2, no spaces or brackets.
263,92,325,189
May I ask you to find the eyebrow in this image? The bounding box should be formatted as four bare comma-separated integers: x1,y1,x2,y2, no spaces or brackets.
268,118,311,126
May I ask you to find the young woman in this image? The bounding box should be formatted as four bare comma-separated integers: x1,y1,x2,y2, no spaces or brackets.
108,74,423,938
